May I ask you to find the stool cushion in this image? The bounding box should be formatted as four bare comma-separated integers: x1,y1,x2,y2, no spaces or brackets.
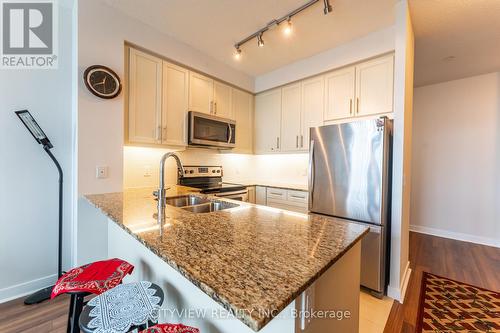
80,281,164,333
51,258,134,299
140,324,200,333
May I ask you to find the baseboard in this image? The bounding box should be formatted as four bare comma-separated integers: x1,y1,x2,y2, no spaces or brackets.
0,274,57,304
410,225,500,248
387,262,411,303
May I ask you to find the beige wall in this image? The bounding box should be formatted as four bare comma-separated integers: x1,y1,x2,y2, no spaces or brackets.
411,72,500,247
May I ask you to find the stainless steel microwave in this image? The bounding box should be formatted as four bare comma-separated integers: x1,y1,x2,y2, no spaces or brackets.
188,111,236,149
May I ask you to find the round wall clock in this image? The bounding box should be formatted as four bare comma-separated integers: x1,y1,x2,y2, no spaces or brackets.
84,65,122,99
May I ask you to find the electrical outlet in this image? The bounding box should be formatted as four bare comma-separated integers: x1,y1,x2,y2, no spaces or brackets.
96,166,108,179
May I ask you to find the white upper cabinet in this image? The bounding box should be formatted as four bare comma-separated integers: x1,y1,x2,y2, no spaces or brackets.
232,88,254,153
161,61,188,146
128,48,162,144
188,72,214,114
324,66,355,121
213,81,233,118
281,83,302,152
301,76,324,150
355,54,394,117
255,88,282,153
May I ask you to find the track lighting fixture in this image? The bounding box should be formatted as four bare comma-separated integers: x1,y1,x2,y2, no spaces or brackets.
233,0,333,60
234,46,242,60
257,32,264,47
283,17,293,36
323,0,333,14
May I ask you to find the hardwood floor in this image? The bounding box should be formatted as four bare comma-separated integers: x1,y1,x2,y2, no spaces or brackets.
0,232,498,333
0,294,69,332
384,232,500,333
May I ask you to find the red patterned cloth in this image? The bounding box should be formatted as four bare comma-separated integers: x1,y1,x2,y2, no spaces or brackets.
51,258,134,299
141,324,200,333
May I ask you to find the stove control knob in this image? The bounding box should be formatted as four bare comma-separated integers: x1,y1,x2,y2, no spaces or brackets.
217,170,221,173
184,170,188,174
212,170,216,173
190,170,194,174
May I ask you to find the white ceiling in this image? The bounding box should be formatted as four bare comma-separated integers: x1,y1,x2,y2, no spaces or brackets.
410,0,500,87
102,0,396,77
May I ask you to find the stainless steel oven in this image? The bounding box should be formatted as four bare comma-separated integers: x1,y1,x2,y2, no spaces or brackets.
188,111,236,148
214,189,249,202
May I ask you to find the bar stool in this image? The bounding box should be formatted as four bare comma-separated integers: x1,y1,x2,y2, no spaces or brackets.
79,281,164,333
51,258,134,333
140,324,200,333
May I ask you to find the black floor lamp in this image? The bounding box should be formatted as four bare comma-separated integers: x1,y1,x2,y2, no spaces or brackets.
15,110,64,305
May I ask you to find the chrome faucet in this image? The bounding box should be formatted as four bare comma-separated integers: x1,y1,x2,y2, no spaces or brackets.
155,152,185,230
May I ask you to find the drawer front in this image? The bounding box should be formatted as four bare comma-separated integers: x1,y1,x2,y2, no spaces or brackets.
267,200,308,214
266,188,287,200
287,190,308,205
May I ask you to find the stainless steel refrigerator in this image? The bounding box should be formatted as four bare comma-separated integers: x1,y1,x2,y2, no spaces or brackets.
308,117,392,297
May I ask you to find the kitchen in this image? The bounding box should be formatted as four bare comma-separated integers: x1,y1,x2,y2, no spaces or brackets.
3,1,500,333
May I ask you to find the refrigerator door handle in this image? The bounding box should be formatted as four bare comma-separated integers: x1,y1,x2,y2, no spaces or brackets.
308,139,315,209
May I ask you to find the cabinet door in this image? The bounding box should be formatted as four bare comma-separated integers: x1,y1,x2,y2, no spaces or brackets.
189,71,213,114
213,81,233,118
281,83,302,152
255,88,282,153
232,88,254,153
128,48,162,144
324,66,355,121
301,76,324,150
355,55,394,117
162,61,188,146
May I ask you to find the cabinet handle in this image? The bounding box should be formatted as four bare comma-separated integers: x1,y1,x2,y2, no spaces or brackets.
301,135,304,148
210,101,214,114
349,99,353,115
356,98,360,114
276,137,280,149
155,125,161,141
296,135,299,148
214,102,217,114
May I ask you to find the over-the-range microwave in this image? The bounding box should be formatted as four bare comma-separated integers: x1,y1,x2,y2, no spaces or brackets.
188,111,236,149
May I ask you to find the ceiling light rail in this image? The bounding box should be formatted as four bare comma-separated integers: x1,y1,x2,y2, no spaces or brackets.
233,0,333,58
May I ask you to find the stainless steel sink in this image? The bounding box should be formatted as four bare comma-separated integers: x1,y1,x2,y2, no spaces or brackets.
165,195,210,207
181,201,239,213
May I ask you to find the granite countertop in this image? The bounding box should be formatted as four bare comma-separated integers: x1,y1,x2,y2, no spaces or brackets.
84,186,368,331
224,180,308,191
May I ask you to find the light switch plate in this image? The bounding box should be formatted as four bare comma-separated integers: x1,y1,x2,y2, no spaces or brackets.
96,166,108,179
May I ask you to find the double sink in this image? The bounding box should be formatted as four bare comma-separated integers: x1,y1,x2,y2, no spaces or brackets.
165,195,239,214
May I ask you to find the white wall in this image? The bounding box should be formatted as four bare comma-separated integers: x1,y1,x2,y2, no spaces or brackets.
77,0,254,196
254,26,396,92
0,2,76,302
387,0,414,302
411,72,500,247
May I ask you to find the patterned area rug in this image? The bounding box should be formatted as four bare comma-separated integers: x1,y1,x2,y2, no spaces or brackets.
416,272,500,332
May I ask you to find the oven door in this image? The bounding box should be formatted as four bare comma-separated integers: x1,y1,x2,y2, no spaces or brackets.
188,111,236,148
215,190,248,202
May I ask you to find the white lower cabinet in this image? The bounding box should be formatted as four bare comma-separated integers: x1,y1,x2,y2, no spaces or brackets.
255,186,267,205
265,187,308,214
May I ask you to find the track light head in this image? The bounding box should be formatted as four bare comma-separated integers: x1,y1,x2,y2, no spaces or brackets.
257,32,264,47
283,17,292,36
323,0,332,14
234,46,242,60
